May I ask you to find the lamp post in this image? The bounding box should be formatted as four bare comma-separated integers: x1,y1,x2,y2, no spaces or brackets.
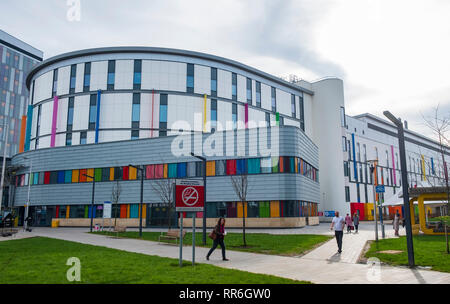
23,156,32,231
83,174,96,233
129,164,144,237
383,110,415,268
367,160,379,242
190,152,207,245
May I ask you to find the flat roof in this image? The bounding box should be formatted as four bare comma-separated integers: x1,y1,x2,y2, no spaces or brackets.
25,46,314,95
0,29,43,61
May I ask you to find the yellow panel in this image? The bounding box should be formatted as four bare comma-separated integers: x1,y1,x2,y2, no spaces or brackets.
127,205,130,218
109,167,114,181
206,161,215,176
129,166,137,180
270,201,280,218
66,206,70,219
72,170,79,183
86,168,94,182
142,204,147,219
164,164,168,178
295,158,298,173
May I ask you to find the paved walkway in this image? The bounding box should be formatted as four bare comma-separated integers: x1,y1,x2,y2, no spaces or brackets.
11,223,448,284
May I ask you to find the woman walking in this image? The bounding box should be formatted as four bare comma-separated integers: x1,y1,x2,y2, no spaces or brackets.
345,213,353,234
352,212,360,233
393,211,400,236
206,217,229,261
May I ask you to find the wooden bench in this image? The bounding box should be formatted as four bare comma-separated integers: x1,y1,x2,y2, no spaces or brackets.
113,226,127,233
159,229,186,245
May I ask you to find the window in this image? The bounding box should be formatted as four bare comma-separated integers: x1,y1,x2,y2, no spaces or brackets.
131,130,139,140
80,131,87,145
269,87,276,113
65,133,72,146
52,69,58,97
186,64,194,93
344,161,349,177
133,59,142,90
299,93,304,131
232,103,237,130
265,112,270,127
246,78,252,103
88,94,97,130
107,60,115,90
340,106,346,127
256,81,261,108
345,186,350,202
342,136,347,152
83,62,91,92
211,99,217,132
211,68,217,97
36,104,42,138
69,64,76,94
132,93,140,133
67,97,74,132
159,93,168,136
232,73,237,101
291,94,296,118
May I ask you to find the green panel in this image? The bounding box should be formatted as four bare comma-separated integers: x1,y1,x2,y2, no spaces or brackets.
94,168,102,182
271,157,279,173
84,206,88,218
265,202,270,218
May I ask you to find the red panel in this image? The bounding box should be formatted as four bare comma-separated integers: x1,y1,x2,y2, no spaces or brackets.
279,157,284,173
154,164,163,178
146,165,154,179
44,172,51,184
55,206,59,218
120,204,127,218
226,160,236,175
123,166,129,180
350,202,365,220
79,169,87,182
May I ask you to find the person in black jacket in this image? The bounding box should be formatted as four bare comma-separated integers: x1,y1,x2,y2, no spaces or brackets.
206,217,229,261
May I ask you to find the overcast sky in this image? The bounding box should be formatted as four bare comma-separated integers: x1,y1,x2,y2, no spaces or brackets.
1,0,449,140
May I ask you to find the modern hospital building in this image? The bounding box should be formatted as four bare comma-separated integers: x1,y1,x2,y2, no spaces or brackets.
6,46,449,227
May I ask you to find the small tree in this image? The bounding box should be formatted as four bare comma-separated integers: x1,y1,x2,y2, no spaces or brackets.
231,174,248,247
422,105,450,253
151,179,175,229
111,180,121,228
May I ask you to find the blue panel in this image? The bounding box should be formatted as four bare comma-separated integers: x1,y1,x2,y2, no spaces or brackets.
431,158,435,175
57,171,65,184
24,105,33,151
177,162,187,178
95,90,101,144
236,159,247,175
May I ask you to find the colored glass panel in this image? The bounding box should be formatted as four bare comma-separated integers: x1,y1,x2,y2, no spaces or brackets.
146,165,155,179
279,157,284,173
79,169,87,182
272,157,279,173
44,172,50,184
236,159,247,175
177,162,187,178
168,163,177,178
120,204,127,218
94,168,102,182
122,166,129,180
163,164,168,178
270,201,280,217
129,166,137,180
155,164,164,178
72,170,79,183
109,167,115,181
206,161,215,176
247,158,261,174
57,171,65,184
226,160,236,175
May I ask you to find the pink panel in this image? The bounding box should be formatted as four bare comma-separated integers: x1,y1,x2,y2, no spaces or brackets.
50,96,59,147
245,103,249,128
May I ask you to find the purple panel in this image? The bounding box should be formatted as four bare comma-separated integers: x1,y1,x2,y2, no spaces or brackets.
245,103,248,129
50,96,59,147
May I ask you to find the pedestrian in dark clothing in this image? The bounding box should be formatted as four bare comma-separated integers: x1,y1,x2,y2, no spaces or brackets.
353,213,360,233
206,217,229,261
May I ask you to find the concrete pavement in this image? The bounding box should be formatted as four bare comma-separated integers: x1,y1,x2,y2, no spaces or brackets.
10,223,448,284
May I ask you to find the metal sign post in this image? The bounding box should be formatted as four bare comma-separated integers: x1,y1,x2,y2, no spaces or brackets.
175,179,204,268
376,185,386,239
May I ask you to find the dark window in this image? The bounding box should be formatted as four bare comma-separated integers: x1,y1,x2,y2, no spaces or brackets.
265,112,270,126
69,64,76,94
36,104,42,138
88,94,97,130
256,81,261,108
211,99,217,132
186,64,194,93
159,94,168,136
65,133,72,146
80,131,87,145
291,94,296,118
133,59,142,90
246,78,252,103
232,103,237,129
345,186,350,202
67,97,74,132
271,87,276,112
83,62,91,92
211,68,217,97
232,73,237,101
131,130,139,140
132,93,140,129
107,60,115,90
52,69,58,97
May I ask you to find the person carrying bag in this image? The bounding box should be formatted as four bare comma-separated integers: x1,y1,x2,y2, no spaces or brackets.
206,217,229,261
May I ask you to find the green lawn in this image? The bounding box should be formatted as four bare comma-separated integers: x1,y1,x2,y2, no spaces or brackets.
365,235,450,273
94,231,332,256
0,237,309,284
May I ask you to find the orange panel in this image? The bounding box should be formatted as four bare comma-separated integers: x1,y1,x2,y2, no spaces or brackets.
72,170,79,183
19,115,27,153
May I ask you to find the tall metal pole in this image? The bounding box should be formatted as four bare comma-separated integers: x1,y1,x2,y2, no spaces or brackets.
192,213,196,266
384,111,415,267
0,123,9,214
203,159,207,245
25,159,32,231
83,174,96,233
370,164,378,242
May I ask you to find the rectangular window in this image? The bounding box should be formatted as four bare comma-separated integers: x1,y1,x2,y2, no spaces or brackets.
36,104,42,139
65,133,72,146
342,136,347,152
88,94,97,130
256,81,261,108
83,62,91,92
211,99,217,132
52,69,58,97
291,94,296,118
299,93,304,131
345,186,350,202
265,112,270,127
271,87,276,112
133,59,142,90
159,93,168,136
232,73,237,101
211,67,217,97
132,93,140,128
67,97,74,132
246,78,252,103
340,106,346,127
69,64,76,94
344,161,349,177
186,63,194,93
80,131,87,145
131,130,139,140
232,103,237,130
107,60,115,90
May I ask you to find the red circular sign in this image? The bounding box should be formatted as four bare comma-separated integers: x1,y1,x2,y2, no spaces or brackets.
181,187,199,206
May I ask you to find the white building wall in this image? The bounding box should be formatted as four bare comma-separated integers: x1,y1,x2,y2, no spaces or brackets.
276,88,291,116
39,101,53,136
90,61,108,91
194,65,210,95
33,71,52,103
237,75,246,103
72,95,90,131
114,60,134,90
217,69,232,99
56,66,70,96
75,63,85,93
99,93,132,129
260,83,271,111
217,100,232,131
56,97,68,133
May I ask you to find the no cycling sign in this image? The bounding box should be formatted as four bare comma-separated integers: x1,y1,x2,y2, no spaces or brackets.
175,179,204,212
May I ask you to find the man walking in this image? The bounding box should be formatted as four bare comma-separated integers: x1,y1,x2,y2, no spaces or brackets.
330,211,345,254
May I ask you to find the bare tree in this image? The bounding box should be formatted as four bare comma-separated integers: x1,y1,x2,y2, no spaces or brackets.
231,174,249,247
422,105,450,253
111,180,121,228
151,179,175,229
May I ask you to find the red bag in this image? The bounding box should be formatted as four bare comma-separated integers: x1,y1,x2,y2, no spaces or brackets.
208,230,217,240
